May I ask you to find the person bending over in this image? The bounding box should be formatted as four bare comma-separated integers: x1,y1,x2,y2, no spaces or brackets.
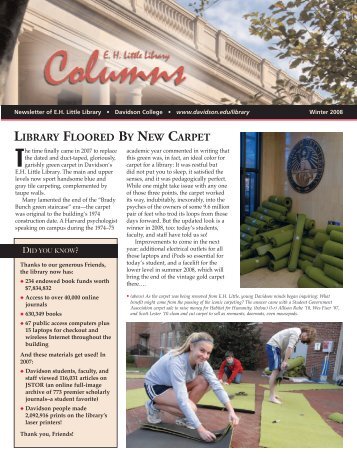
266,326,316,404
218,351,244,385
144,332,240,442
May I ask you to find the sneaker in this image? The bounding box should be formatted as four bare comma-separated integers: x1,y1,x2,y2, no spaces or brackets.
175,417,195,430
145,400,162,424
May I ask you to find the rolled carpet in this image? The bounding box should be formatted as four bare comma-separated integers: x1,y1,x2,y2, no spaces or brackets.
323,240,343,259
241,223,260,236
286,212,315,231
269,229,294,247
324,264,343,284
240,255,270,275
313,232,329,249
240,240,251,251
305,266,342,288
297,275,324,288
251,211,275,225
260,224,294,243
330,230,343,244
252,234,264,243
301,237,316,248
256,243,272,256
261,201,288,215
257,206,285,221
267,243,292,260
251,240,264,249
240,248,256,260
240,232,253,243
319,253,343,269
308,228,325,237
288,214,306,271
298,259,313,271
268,257,289,271
245,216,268,231
299,253,314,262
265,356,304,373
268,195,292,209
300,245,319,258
326,224,343,234
329,413,343,424
313,254,324,269
304,218,315,231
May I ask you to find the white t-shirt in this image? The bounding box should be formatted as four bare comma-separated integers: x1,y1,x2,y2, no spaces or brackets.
267,327,301,354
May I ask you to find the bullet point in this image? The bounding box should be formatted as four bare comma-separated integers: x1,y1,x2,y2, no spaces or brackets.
20,322,24,325
20,407,24,411
20,312,24,316
20,370,24,373
20,280,24,283
20,296,24,300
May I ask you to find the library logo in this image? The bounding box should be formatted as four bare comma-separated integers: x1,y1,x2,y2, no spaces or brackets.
287,139,325,193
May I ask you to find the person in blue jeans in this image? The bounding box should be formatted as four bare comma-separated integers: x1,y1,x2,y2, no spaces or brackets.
266,326,316,404
218,351,244,385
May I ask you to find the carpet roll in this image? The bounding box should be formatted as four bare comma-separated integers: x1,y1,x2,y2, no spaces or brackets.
286,356,305,370
305,266,342,288
319,253,343,269
324,264,343,284
308,228,325,237
240,249,256,260
261,201,288,215
267,243,292,260
288,214,306,271
257,206,285,221
304,218,316,231
329,413,343,424
251,240,264,249
252,234,264,243
240,240,251,250
300,245,319,258
251,211,275,225
256,243,272,256
241,223,259,236
269,229,294,247
245,216,268,230
313,254,324,269
286,212,315,230
240,232,253,243
313,232,329,249
323,240,343,259
298,259,313,271
299,253,314,262
330,230,343,244
268,257,289,271
240,255,270,275
301,237,316,248
298,275,324,288
286,212,297,224
326,224,343,234
268,195,292,209
260,224,294,243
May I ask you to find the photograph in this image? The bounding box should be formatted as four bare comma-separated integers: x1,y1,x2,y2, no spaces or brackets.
240,132,343,288
3,0,354,105
126,322,343,448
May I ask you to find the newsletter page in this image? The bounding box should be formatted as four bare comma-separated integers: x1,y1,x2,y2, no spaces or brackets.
0,0,355,460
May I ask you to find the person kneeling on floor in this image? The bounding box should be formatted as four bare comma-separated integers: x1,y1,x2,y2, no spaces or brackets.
144,332,240,442
218,351,244,385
